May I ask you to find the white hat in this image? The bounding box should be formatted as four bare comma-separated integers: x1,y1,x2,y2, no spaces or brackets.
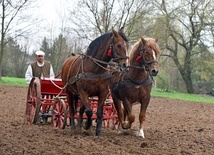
35,50,45,56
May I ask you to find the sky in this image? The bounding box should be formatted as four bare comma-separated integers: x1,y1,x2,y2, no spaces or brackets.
37,0,64,24
27,0,72,53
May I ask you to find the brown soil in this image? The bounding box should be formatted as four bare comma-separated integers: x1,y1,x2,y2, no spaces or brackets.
0,85,213,155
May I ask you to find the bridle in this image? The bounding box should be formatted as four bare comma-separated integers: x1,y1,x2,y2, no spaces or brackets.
135,44,158,70
82,35,129,71
111,42,158,91
107,36,129,61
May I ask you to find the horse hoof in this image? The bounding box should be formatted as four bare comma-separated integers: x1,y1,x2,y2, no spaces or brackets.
83,125,90,130
122,129,130,135
70,124,76,130
96,131,102,136
117,130,122,134
70,128,80,135
83,122,92,130
135,129,145,138
121,122,129,129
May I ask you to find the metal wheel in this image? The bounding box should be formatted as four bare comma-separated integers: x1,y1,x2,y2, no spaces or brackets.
25,77,41,124
52,97,67,129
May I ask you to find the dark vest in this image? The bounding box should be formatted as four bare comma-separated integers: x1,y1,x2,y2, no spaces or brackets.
31,61,51,78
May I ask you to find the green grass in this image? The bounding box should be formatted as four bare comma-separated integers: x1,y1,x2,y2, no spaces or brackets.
0,77,213,104
151,88,214,104
0,77,28,87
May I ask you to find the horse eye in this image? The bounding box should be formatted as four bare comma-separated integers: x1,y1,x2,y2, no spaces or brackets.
117,45,122,48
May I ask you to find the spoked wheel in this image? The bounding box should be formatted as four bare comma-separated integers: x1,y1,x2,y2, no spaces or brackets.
25,77,41,124
52,97,67,129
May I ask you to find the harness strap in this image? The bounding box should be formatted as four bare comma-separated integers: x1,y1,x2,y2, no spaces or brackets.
84,54,115,66
66,55,81,82
65,55,81,93
111,75,153,92
128,75,153,85
69,72,113,85
128,65,145,70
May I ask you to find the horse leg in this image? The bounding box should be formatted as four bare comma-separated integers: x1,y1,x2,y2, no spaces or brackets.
123,106,127,122
73,94,79,114
137,98,150,138
79,94,92,130
66,91,76,130
77,102,85,131
112,96,124,131
121,99,135,129
96,95,107,136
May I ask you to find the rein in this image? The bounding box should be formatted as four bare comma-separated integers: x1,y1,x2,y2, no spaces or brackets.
65,34,129,90
83,54,115,72
67,53,123,88
128,65,145,70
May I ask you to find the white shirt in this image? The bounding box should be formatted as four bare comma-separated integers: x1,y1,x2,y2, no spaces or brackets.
25,61,55,84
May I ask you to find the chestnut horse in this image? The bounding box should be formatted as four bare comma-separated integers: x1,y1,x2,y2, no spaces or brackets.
61,28,129,136
110,37,160,138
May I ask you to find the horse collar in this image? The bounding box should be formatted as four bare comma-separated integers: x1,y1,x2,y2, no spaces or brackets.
110,73,153,92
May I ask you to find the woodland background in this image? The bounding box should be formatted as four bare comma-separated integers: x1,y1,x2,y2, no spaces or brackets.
0,0,214,94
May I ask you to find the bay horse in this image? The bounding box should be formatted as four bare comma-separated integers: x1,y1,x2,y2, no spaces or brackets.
61,28,129,136
110,37,160,138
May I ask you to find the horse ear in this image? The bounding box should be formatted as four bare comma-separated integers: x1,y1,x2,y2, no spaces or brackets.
112,28,119,37
155,36,158,43
140,37,146,45
119,26,124,33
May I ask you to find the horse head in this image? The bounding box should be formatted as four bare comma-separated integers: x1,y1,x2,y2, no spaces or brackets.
108,27,129,69
134,37,160,76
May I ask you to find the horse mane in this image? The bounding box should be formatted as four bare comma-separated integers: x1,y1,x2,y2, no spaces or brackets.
86,31,129,57
129,37,160,62
129,41,140,60
85,33,112,57
118,31,129,42
144,37,161,56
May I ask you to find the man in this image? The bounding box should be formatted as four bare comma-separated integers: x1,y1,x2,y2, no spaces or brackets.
25,50,55,84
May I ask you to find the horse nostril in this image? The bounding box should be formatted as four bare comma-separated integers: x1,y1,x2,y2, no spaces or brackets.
123,63,127,68
151,69,158,76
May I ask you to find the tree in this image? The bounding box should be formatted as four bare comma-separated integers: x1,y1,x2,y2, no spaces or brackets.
40,37,52,62
0,0,36,80
49,34,70,73
67,0,152,42
154,0,214,93
2,37,27,77
192,46,214,82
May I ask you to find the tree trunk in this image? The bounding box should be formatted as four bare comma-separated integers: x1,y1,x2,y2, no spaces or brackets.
173,56,194,94
0,41,4,80
176,67,194,93
184,52,194,94
0,57,2,80
182,72,194,94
